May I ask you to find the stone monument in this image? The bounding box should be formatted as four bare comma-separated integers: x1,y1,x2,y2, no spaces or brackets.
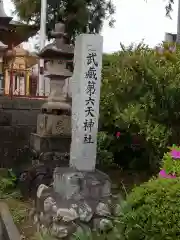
30,22,74,164
33,34,113,239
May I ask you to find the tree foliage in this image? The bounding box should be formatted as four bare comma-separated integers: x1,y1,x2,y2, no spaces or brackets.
165,0,174,18
12,0,115,41
100,42,180,170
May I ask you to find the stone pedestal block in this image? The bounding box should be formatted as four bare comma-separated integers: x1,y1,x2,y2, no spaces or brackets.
53,168,111,201
30,133,71,154
33,168,113,239
37,114,71,137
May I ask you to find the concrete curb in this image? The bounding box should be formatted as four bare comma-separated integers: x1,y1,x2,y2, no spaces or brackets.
0,202,21,240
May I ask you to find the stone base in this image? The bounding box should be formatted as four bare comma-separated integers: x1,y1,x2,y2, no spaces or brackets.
30,133,71,154
34,167,113,239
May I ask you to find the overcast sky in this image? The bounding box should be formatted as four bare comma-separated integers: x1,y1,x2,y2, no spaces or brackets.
4,0,179,53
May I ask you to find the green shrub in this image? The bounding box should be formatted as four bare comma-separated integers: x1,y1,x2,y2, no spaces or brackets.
117,178,180,240
100,42,180,171
97,131,115,167
0,178,15,192
0,169,18,197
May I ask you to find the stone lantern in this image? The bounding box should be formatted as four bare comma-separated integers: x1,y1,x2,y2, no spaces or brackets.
30,22,74,166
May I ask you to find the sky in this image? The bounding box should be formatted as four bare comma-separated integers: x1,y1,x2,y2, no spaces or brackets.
3,0,180,53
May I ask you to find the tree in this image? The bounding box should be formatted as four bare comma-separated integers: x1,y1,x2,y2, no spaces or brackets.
165,0,174,18
12,0,115,41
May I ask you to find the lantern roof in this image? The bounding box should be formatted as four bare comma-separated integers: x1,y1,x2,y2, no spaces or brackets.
39,42,74,59
0,20,39,48
0,1,39,47
39,22,74,59
0,0,12,27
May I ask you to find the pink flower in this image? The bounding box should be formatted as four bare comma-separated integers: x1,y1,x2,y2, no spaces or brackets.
159,169,176,179
116,132,121,138
170,149,180,159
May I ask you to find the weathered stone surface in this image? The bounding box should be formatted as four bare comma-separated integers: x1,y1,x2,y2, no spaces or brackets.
37,114,71,137
93,218,113,232
30,133,71,155
39,212,53,226
78,202,93,222
56,208,78,222
44,197,56,212
37,184,50,198
96,202,111,217
34,168,113,238
53,168,111,201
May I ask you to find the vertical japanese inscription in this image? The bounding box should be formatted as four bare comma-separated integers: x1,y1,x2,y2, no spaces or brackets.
83,51,98,144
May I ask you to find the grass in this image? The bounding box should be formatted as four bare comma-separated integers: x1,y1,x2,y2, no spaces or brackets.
0,170,36,240
5,197,36,239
